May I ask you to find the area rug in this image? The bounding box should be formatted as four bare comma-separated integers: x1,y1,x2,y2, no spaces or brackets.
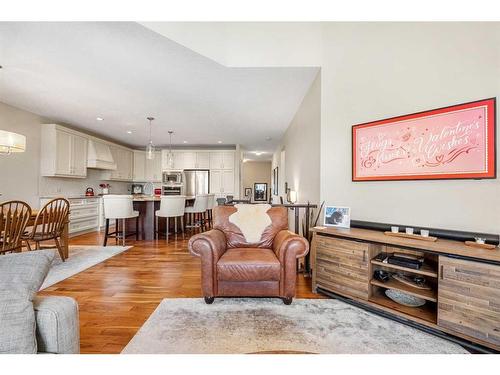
121,298,468,354
40,245,131,290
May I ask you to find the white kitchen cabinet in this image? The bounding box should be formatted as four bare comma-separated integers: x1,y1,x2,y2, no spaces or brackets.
196,152,210,169
40,197,99,235
210,170,222,196
209,151,234,170
222,170,235,194
210,169,234,197
133,151,146,182
71,135,88,177
40,124,88,178
109,146,133,181
145,151,162,182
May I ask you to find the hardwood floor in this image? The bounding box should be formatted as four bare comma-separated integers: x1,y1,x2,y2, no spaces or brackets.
38,230,323,354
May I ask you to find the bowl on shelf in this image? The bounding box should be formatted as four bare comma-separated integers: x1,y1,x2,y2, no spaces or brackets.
385,289,426,307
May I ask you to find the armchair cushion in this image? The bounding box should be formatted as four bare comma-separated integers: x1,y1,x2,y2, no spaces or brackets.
217,248,280,281
213,205,288,249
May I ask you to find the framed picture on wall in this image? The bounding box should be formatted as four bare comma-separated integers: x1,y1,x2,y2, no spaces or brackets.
254,183,268,201
272,167,279,195
352,98,496,181
324,206,351,228
244,188,252,197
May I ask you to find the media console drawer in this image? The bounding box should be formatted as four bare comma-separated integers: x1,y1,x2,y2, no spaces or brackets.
438,256,500,347
314,236,373,300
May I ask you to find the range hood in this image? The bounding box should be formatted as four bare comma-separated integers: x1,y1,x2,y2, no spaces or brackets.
87,140,117,170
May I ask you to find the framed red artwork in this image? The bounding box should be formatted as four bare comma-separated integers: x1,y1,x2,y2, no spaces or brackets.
352,98,496,181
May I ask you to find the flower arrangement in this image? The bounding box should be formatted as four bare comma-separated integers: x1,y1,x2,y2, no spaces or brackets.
99,183,110,194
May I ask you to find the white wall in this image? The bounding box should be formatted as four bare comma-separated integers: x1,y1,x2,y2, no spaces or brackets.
0,102,44,206
320,23,500,234
273,71,321,231
0,102,129,208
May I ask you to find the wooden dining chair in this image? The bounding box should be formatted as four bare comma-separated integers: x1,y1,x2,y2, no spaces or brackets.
22,197,69,261
0,200,32,255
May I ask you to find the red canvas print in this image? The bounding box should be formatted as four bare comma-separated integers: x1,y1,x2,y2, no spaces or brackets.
352,98,496,181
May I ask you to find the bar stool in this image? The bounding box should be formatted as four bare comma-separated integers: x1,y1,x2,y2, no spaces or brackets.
184,194,209,232
206,194,216,228
103,195,139,246
155,195,186,242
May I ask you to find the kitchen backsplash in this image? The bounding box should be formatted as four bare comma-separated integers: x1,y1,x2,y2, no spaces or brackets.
39,169,130,197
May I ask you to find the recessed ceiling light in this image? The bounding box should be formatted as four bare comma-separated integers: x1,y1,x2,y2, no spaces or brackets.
96,117,104,121
265,136,272,141
254,151,264,156
217,140,223,144
126,130,133,134
183,140,188,144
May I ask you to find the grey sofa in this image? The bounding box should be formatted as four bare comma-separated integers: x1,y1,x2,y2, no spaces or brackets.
0,250,80,354
34,296,80,354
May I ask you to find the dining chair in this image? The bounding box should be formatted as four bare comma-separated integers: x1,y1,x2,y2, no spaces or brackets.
184,194,209,232
155,195,186,242
102,195,139,246
22,198,69,261
0,200,32,255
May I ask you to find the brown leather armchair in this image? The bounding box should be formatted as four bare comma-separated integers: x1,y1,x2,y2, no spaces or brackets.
188,205,309,305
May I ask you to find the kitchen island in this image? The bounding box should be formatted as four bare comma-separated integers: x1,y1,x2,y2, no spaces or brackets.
128,195,195,240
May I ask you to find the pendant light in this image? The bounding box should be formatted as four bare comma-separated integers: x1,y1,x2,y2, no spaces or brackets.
145,117,155,160
167,130,174,169
0,130,26,154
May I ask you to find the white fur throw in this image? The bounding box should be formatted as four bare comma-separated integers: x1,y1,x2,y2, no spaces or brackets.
228,204,272,243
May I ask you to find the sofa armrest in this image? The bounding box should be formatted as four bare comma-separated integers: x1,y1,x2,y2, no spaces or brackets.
34,296,79,354
188,229,227,298
273,230,310,263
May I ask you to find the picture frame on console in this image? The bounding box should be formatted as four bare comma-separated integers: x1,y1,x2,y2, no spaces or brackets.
352,98,496,181
324,206,351,228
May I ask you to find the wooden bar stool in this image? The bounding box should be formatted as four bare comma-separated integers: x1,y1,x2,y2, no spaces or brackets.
155,195,186,242
184,194,208,233
206,194,215,228
103,195,139,246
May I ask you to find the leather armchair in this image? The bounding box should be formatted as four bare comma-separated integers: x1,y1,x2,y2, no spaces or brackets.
188,205,309,304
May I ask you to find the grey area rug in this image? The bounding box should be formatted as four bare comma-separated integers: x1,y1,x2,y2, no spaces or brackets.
121,298,468,354
40,245,131,290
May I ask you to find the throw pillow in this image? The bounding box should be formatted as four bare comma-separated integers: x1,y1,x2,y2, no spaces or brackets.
0,250,55,353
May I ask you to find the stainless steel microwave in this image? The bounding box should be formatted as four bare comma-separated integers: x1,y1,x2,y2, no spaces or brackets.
162,170,183,185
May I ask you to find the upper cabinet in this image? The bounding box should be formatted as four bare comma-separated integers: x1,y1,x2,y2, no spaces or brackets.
209,151,234,170
133,151,146,182
40,124,88,178
107,145,133,181
134,151,162,182
145,151,162,182
162,150,227,170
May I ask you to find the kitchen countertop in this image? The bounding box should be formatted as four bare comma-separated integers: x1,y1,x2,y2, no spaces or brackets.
40,194,196,201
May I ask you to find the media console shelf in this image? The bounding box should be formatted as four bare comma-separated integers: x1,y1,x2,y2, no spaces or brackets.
311,226,500,352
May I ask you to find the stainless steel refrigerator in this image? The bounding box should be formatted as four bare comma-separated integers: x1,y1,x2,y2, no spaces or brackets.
183,170,209,197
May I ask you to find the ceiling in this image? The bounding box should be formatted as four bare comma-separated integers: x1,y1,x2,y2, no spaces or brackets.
0,22,318,160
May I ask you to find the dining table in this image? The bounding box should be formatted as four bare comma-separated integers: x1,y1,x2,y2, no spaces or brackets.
28,209,69,260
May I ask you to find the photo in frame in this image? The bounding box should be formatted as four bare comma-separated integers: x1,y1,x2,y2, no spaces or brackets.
324,206,351,228
352,98,496,181
253,183,268,201
244,188,252,198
